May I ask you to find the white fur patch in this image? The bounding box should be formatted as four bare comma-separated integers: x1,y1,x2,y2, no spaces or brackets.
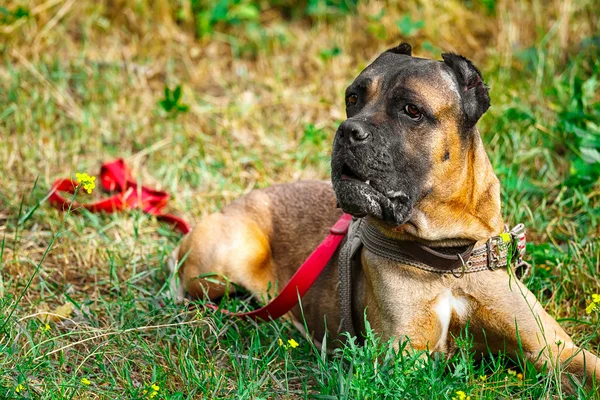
433,289,469,350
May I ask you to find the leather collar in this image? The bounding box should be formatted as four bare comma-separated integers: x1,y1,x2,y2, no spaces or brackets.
359,219,529,278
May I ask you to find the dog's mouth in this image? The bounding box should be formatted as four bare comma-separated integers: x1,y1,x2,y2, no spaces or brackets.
333,162,413,225
339,163,409,202
340,164,372,188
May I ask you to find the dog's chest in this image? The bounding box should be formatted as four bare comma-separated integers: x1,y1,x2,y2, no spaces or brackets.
362,251,471,350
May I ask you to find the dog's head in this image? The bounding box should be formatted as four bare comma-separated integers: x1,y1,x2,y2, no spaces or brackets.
331,43,491,228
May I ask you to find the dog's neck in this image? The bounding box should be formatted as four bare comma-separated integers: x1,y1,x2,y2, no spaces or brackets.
374,129,504,246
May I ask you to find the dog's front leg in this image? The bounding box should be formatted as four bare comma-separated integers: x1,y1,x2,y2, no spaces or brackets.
468,272,600,393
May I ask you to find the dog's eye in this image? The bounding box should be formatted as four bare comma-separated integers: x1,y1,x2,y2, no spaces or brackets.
404,104,422,120
347,94,358,106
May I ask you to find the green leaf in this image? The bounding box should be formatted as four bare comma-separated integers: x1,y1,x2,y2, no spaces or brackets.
582,76,598,108
211,0,230,22
396,15,425,37
565,158,600,189
301,124,327,145
173,85,182,102
580,147,600,164
319,46,341,61
13,6,29,19
421,41,440,54
158,85,189,117
230,4,260,21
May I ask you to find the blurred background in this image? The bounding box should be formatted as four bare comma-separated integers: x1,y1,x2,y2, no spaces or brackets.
2,0,598,218
0,0,599,397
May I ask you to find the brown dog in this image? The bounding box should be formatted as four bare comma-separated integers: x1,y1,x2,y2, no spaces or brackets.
168,43,599,392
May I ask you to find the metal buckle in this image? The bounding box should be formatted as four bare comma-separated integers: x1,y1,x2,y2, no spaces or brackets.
510,223,525,237
514,259,531,280
487,237,500,271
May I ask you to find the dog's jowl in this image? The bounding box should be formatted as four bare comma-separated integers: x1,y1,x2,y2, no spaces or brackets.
170,43,599,393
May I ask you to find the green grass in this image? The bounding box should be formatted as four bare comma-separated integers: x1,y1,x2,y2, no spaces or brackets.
1,0,599,398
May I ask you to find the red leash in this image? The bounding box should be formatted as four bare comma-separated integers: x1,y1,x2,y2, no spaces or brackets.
48,159,190,234
48,160,351,322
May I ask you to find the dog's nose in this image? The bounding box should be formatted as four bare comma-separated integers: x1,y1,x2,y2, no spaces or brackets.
340,120,370,143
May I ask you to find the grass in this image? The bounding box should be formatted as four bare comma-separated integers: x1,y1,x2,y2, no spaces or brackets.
0,0,599,398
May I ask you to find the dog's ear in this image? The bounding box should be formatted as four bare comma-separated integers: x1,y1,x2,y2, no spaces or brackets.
386,42,412,56
441,53,490,128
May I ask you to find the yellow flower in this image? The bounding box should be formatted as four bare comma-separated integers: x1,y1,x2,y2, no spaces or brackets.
516,373,523,380
507,369,516,376
81,377,91,385
76,172,96,194
278,337,299,350
15,384,25,393
452,390,470,400
586,293,600,314
479,374,487,381
40,323,51,331
144,383,160,398
586,302,597,314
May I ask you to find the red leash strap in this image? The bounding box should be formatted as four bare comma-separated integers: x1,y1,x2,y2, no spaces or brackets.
48,159,190,234
207,213,352,321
